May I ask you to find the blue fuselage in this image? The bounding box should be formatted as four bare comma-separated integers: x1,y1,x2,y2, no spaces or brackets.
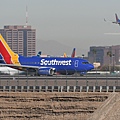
18,56,94,74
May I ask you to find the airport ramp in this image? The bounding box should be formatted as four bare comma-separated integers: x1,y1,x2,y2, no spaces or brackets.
88,92,120,120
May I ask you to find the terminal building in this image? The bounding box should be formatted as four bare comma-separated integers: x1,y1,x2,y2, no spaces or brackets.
88,45,120,66
0,25,36,56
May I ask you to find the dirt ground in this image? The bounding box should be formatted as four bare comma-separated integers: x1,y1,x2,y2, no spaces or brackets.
0,92,110,120
88,92,120,120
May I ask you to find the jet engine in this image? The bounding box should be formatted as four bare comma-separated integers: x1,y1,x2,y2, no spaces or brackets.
38,67,55,76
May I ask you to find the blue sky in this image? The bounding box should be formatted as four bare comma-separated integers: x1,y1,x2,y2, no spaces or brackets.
0,0,120,55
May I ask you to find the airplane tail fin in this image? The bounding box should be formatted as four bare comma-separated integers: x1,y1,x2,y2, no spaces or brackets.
71,48,76,58
63,53,67,57
37,51,42,57
0,34,20,64
115,13,119,22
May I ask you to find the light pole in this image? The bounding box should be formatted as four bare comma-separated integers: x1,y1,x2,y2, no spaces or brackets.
112,54,115,73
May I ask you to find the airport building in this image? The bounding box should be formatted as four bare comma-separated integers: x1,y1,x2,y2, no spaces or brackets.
0,25,36,56
88,45,120,66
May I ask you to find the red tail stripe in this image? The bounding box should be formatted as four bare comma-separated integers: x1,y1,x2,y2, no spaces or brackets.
71,48,76,58
0,41,12,64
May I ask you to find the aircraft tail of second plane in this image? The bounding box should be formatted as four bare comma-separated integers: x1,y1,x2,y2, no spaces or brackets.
0,34,20,65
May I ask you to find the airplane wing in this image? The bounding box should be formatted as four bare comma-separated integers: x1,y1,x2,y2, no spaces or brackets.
112,22,117,24
0,63,39,70
0,63,56,75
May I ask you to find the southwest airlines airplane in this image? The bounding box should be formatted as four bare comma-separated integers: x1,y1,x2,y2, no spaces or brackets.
104,13,120,26
112,13,120,25
0,34,94,76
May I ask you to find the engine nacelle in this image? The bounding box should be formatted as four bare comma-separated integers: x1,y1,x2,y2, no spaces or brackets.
38,67,55,76
80,71,86,76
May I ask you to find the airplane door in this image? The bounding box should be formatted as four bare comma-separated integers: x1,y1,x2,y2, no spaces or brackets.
74,60,79,67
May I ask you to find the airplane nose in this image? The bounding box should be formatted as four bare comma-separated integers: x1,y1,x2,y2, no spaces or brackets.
89,64,94,70
91,64,94,70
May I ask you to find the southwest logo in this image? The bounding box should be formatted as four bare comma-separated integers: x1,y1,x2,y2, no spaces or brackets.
40,59,72,66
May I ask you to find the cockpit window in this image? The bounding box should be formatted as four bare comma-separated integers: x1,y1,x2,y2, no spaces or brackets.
82,62,89,64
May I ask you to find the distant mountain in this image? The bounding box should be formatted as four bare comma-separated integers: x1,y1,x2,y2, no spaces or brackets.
36,39,72,56
36,39,88,57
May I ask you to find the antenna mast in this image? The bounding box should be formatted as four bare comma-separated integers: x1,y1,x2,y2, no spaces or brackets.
26,5,28,26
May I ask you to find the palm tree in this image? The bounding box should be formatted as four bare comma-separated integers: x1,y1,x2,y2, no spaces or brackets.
92,49,97,62
107,51,112,71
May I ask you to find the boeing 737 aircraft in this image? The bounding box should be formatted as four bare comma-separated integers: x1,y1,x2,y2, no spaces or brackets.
0,34,94,76
104,13,120,26
112,13,120,25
